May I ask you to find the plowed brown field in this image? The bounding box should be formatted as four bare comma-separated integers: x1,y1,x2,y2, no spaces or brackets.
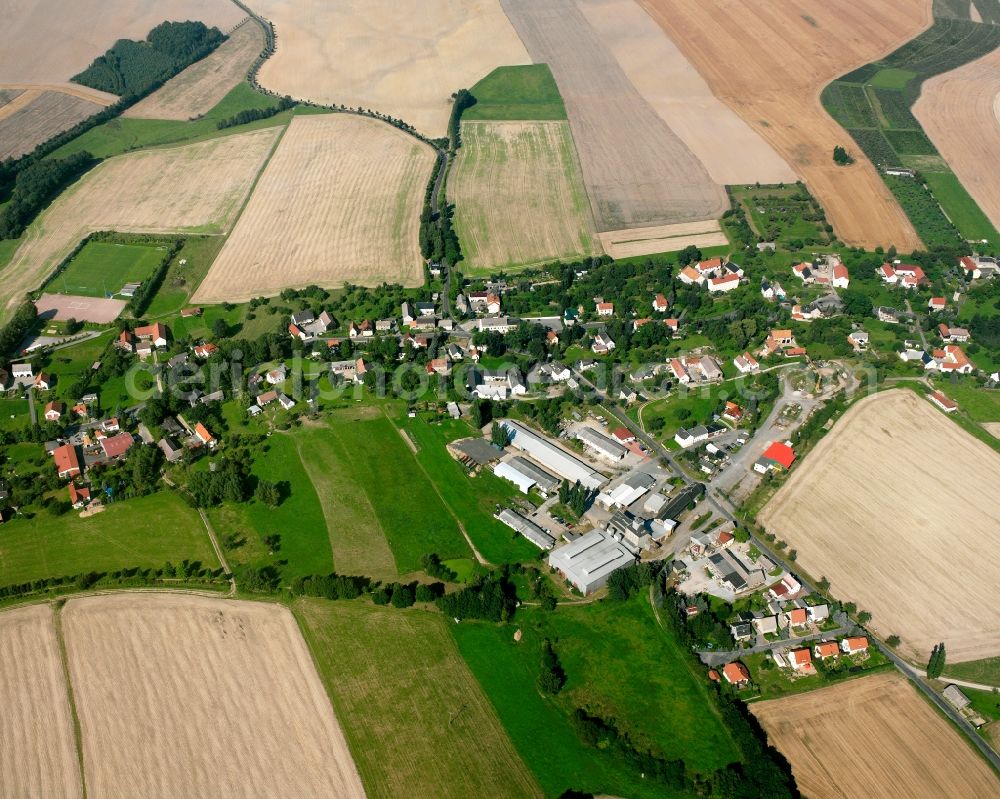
125,21,261,121
636,0,928,251
759,389,1000,663
62,594,365,799
0,0,245,84
752,672,1000,799
251,0,530,137
0,605,81,799
0,126,281,324
194,115,434,303
914,45,1000,232
0,90,103,160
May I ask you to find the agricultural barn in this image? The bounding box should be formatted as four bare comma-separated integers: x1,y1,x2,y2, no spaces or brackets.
493,456,561,496
548,529,637,595
575,427,627,462
496,508,556,551
499,420,605,490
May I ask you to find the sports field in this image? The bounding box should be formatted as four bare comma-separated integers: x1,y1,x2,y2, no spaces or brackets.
250,0,530,136
759,390,1000,662
450,121,600,270
45,240,166,298
0,491,218,587
637,0,927,250
0,126,281,325
125,21,263,121
194,115,434,302
0,605,82,799
296,599,542,798
62,594,365,799
752,672,1000,799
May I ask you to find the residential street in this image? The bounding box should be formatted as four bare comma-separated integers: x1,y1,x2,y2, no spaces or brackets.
697,612,853,668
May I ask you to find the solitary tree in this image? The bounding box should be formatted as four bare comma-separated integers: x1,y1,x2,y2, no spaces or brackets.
886,635,901,648
832,145,854,166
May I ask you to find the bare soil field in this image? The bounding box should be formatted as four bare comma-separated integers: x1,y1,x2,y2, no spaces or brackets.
125,21,262,121
502,0,727,232
0,88,23,106
62,594,365,799
450,120,600,269
598,220,728,259
0,605,82,799
195,115,434,303
576,0,795,186
0,0,245,84
759,389,1000,663
0,126,281,324
752,672,1000,798
34,293,127,324
914,46,1000,231
637,0,928,251
0,90,103,160
251,0,530,137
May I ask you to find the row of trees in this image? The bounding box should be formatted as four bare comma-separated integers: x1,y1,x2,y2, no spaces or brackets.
0,152,94,239
926,642,947,679
217,96,296,129
0,300,36,358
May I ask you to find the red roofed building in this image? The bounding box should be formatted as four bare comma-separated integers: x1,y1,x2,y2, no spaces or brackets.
722,662,751,686
814,641,839,660
134,323,168,347
789,648,813,671
708,669,720,682
53,444,82,479
68,483,91,509
611,426,635,444
786,607,808,627
841,636,869,654
44,400,64,421
756,442,795,472
194,423,215,447
832,263,849,288
716,530,734,548
193,343,218,359
653,293,669,312
100,432,134,460
928,297,946,312
929,390,958,413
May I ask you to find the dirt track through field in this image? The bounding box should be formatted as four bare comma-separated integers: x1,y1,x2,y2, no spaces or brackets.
501,0,728,232
759,389,1000,663
914,45,1000,232
0,90,102,160
125,20,260,121
576,0,795,186
0,126,280,325
0,0,245,84
752,672,1000,798
450,120,600,269
194,115,434,302
637,0,927,251
0,605,82,799
251,0,530,137
62,594,365,799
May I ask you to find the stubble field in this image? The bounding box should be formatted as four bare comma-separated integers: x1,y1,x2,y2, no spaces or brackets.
597,220,728,259
0,90,105,160
194,115,434,303
296,599,542,798
576,0,795,186
251,0,530,137
0,0,245,84
0,126,281,323
450,120,600,270
501,0,728,233
759,389,1000,663
636,0,928,251
914,45,1000,232
0,605,81,799
124,21,262,121
752,672,1000,798
62,594,365,799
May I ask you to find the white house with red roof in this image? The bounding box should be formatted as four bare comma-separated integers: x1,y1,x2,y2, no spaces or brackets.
68,483,91,509
813,641,839,660
880,262,926,288
653,293,669,312
134,323,168,348
721,662,751,687
832,263,849,288
611,426,635,444
926,344,973,374
938,323,970,343
678,265,704,285
840,636,869,655
596,301,614,317
44,400,64,421
754,441,795,473
929,390,958,413
707,273,741,293
789,648,813,672
733,352,760,374
928,297,946,312
194,423,215,447
193,343,218,359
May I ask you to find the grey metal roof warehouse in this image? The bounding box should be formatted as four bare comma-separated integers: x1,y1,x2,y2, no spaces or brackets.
575,427,627,461
548,529,636,595
500,420,605,490
508,456,561,494
496,508,555,550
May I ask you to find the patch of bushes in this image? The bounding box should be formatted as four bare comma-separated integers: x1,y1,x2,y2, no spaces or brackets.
0,151,94,239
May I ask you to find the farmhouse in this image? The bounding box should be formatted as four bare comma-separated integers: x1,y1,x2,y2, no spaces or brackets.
52,443,82,479
596,301,613,316
134,322,169,348
707,273,741,293
193,343,218,359
493,456,560,496
722,401,743,422
761,329,796,356
733,352,759,374
547,529,637,595
33,372,53,391
879,262,926,288
938,324,970,343
669,355,723,384
499,420,605,490
194,423,215,447
575,427,627,462
100,432,134,460
959,255,1000,279
928,297,946,312
266,366,287,385
708,549,765,592
929,391,958,413
678,265,704,285
832,263,849,288
469,368,526,400
926,345,973,374
496,508,555,551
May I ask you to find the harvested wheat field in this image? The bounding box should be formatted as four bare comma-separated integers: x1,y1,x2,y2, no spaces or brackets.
637,0,928,251
0,605,82,799
0,90,103,160
195,115,434,303
598,220,729,259
752,672,1000,799
125,21,263,121
252,0,529,137
576,0,794,186
62,594,365,799
914,46,1000,232
983,421,1000,438
0,126,280,324
450,120,599,270
0,0,245,85
759,389,1000,663
502,0,727,232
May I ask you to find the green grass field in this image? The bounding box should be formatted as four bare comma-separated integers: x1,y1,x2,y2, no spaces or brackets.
0,491,217,586
932,379,1000,422
868,67,917,90
45,240,167,298
922,171,998,243
943,656,1000,686
295,599,542,798
452,598,741,798
464,65,566,121
143,235,226,317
